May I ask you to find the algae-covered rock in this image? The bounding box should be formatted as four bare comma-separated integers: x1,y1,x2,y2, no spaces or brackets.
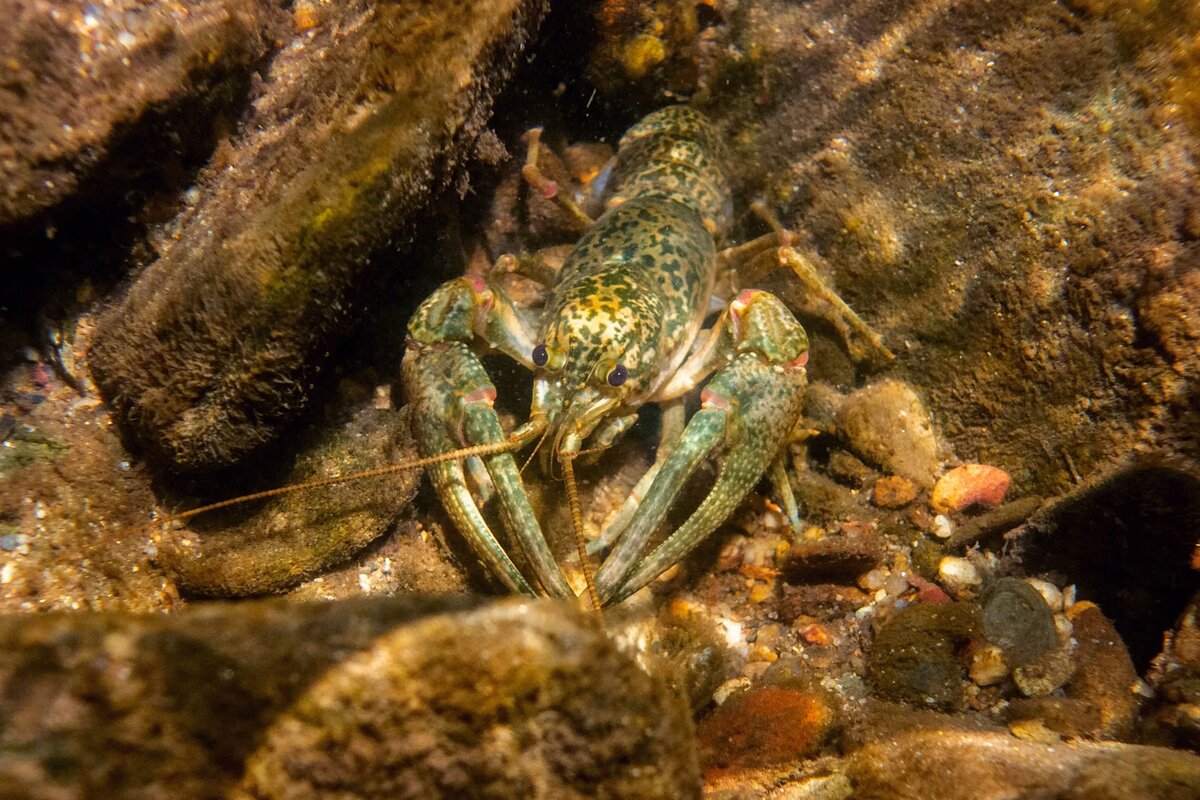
159,405,422,597
696,686,837,783
89,0,549,472
0,597,700,799
698,0,1200,498
835,379,941,487
1064,601,1143,739
847,729,1200,800
866,602,980,710
0,0,280,226
980,577,1059,668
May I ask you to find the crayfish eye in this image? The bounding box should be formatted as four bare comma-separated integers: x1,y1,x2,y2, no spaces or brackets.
532,344,549,367
607,364,628,387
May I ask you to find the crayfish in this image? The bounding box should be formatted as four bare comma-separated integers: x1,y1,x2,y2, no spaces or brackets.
147,107,890,609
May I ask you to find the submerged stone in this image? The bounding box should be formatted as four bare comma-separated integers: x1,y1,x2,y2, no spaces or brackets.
867,602,980,710
159,405,422,597
848,729,1200,800
836,379,941,488
0,596,699,799
980,577,1059,667
89,0,549,472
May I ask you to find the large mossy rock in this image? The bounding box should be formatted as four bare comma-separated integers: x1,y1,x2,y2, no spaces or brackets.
0,597,701,799
89,0,548,472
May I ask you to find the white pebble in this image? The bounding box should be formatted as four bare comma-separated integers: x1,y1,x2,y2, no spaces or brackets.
932,514,953,539
883,571,910,597
860,568,888,592
713,676,751,705
1025,578,1063,611
938,556,981,592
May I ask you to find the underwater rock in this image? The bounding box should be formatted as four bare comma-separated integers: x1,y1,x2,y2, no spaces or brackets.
969,644,1009,687
0,0,280,226
698,0,1200,500
1063,601,1142,739
936,556,982,596
826,448,875,488
89,0,548,472
778,583,871,623
931,464,1011,514
1148,594,1200,749
1001,461,1200,671
847,729,1200,800
980,577,1059,668
159,405,422,597
1012,640,1076,699
781,528,885,585
696,686,837,783
835,379,941,487
0,596,699,799
872,475,919,508
866,602,980,711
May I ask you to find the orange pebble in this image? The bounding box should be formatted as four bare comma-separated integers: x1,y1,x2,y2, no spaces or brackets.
293,3,319,32
799,622,833,646
931,464,1010,513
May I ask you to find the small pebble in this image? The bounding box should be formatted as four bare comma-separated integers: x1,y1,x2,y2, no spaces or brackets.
938,556,981,593
872,475,919,508
932,464,1011,513
749,645,779,663
932,514,953,539
1013,646,1075,698
970,644,1009,686
1026,578,1063,612
755,623,782,649
799,623,833,646
749,582,773,604
293,2,319,31
859,568,888,592
883,571,909,597
0,533,27,552
713,677,751,705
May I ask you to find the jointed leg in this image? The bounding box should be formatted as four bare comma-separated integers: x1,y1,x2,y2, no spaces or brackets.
521,127,595,231
716,233,894,366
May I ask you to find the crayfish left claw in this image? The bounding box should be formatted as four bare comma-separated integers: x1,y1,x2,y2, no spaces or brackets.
594,292,810,605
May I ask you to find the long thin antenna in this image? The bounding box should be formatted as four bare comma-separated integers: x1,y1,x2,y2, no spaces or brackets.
127,439,522,534
520,421,552,475
561,453,601,613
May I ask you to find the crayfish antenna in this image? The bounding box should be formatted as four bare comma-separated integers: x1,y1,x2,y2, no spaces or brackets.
560,453,601,613
123,440,524,535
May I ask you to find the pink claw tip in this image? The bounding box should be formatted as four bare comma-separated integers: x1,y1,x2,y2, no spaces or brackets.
463,386,498,405
700,389,731,409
